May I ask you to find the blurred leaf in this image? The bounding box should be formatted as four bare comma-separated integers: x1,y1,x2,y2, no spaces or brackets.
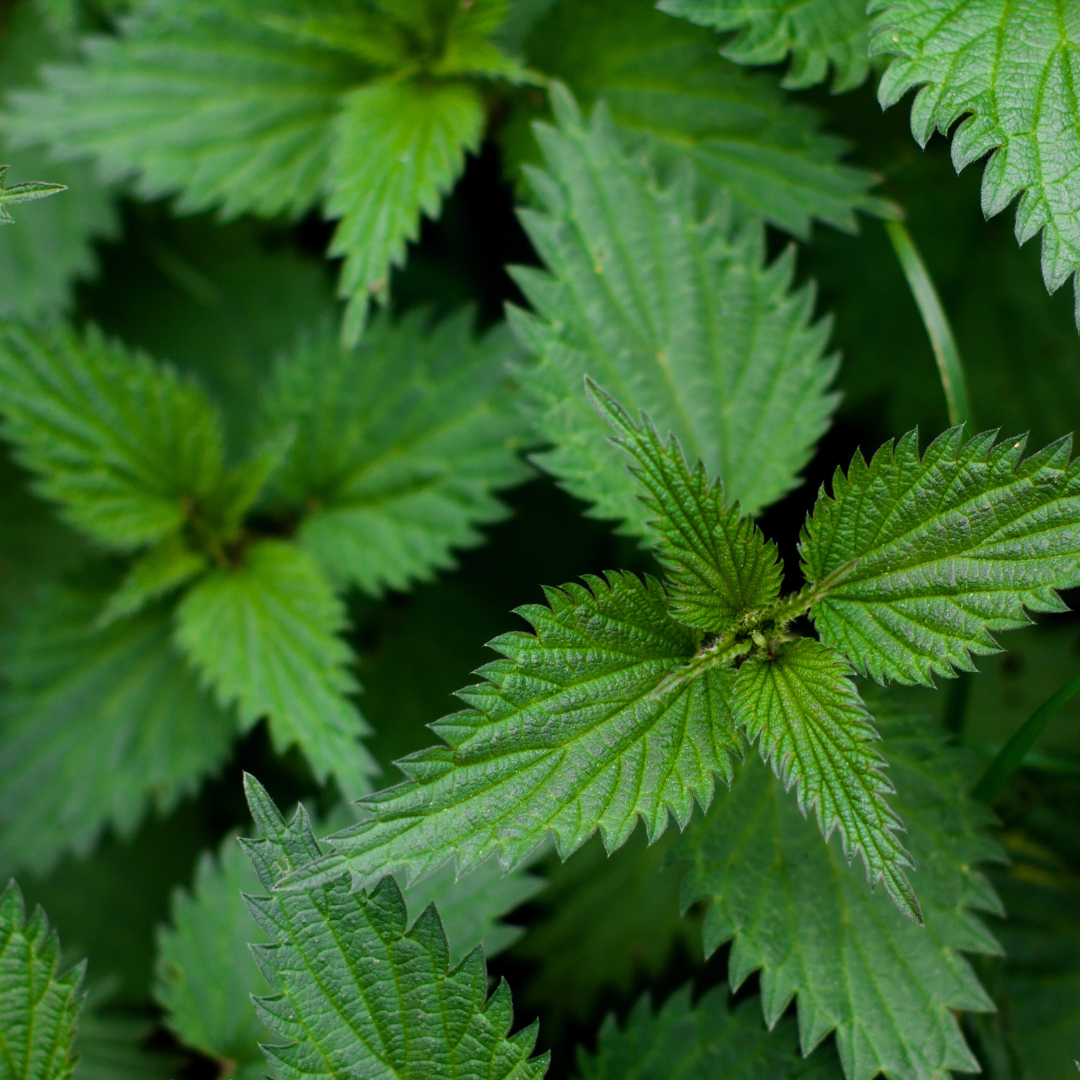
75,981,179,1080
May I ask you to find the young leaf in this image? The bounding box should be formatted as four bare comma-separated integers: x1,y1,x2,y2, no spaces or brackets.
0,323,225,552
0,164,66,223
735,639,918,922
154,837,271,1080
0,577,236,877
0,882,85,1080
257,310,531,597
240,777,549,1080
96,535,208,627
511,85,838,534
657,0,872,92
801,428,1080,685
174,539,376,795
589,382,782,631
514,0,887,234
279,571,742,893
870,0,1080,319
578,985,843,1080
673,704,1003,1080
328,80,485,342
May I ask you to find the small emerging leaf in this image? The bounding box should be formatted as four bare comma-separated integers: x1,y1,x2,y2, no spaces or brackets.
0,163,67,224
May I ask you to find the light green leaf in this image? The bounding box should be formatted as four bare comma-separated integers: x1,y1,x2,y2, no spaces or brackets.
154,836,271,1080
735,638,918,921
510,84,838,533
280,571,742,893
328,80,485,343
0,164,65,223
0,882,85,1080
801,427,1080,685
97,535,208,627
240,777,549,1080
3,0,353,220
398,855,545,967
0,576,236,878
674,703,1003,1080
579,984,843,1080
658,0,872,92
590,382,782,631
513,0,888,235
174,539,376,794
0,323,225,552
257,309,531,597
870,0,1080,320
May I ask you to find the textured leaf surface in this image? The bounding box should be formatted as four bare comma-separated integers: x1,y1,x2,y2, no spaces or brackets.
515,0,886,235
0,323,225,552
870,0,1080,313
735,639,918,921
511,85,838,533
328,80,484,342
241,778,548,1080
155,836,271,1080
579,984,843,1080
174,539,375,794
0,577,235,877
283,571,741,893
802,428,1080,684
658,0,872,91
591,383,782,631
0,882,84,1080
674,704,1003,1080
257,310,530,597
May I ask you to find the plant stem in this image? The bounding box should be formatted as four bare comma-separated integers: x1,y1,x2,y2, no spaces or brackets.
885,220,973,430
971,669,1080,802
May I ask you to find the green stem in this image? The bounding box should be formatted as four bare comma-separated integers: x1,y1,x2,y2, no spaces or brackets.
971,670,1080,802
885,220,973,430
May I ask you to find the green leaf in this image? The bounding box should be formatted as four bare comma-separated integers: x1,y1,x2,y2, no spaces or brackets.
735,639,919,921
511,825,701,1032
97,535,208,627
328,79,485,343
0,881,85,1080
870,0,1080,320
240,777,549,1080
512,0,888,235
510,84,838,533
658,0,872,92
589,382,782,631
0,576,236,878
801,428,1080,685
578,984,843,1080
174,539,376,794
75,981,180,1080
257,309,531,597
0,323,225,553
154,836,271,1080
280,570,742,893
674,702,1003,1080
0,164,66,223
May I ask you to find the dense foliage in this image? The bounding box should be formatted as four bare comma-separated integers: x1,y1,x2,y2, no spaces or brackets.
0,0,1078,1078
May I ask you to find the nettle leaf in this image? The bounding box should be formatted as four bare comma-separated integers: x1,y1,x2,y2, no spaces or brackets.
281,571,742,893
515,0,887,234
510,84,838,534
155,836,272,1080
0,323,225,552
735,639,918,922
3,0,521,343
328,80,485,342
174,539,376,795
578,984,843,1080
257,309,531,597
590,381,782,631
0,163,65,223
0,882,85,1080
240,777,548,1080
869,0,1080,319
0,576,236,877
802,428,1080,685
674,705,1003,1080
658,0,872,92
75,982,180,1080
